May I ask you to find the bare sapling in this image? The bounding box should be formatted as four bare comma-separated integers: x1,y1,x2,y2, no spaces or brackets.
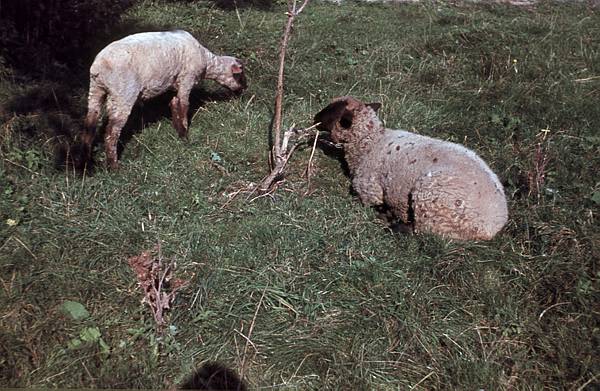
258,0,316,193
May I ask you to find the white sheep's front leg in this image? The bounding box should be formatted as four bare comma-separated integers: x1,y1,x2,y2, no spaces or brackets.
170,82,193,140
352,174,384,207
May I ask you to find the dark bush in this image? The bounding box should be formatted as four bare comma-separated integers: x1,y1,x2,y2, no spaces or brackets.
0,0,135,77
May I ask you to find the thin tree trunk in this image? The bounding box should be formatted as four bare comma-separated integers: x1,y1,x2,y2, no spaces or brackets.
269,0,310,170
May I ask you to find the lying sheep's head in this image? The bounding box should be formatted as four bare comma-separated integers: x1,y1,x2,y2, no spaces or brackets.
208,56,247,94
314,96,382,145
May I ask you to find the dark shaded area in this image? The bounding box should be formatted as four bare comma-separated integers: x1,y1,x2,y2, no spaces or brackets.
213,0,273,11
375,201,415,235
110,88,243,166
317,138,350,177
0,0,135,79
180,362,247,391
0,81,89,170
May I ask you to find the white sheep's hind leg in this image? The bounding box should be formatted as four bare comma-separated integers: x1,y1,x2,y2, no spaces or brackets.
104,95,135,169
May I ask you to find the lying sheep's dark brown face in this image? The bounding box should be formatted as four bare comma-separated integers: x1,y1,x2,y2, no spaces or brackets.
314,97,382,145
314,100,354,144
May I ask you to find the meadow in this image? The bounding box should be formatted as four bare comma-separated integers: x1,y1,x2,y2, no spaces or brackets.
1,0,599,388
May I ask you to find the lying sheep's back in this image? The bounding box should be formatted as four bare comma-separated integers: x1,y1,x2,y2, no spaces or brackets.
374,129,507,238
378,129,503,194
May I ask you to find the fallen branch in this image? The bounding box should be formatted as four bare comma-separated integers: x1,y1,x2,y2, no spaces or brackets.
259,123,321,192
304,129,320,193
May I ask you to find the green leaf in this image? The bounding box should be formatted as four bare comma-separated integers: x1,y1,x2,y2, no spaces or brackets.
80,326,101,342
67,338,82,349
591,191,600,205
98,338,110,354
61,301,89,320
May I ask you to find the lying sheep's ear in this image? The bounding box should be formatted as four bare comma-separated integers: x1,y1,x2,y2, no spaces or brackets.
367,102,381,112
231,63,243,74
314,100,348,131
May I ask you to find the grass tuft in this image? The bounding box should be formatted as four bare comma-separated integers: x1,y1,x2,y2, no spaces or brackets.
1,0,599,389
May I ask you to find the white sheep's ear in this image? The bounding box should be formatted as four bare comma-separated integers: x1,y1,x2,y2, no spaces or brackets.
231,63,243,74
367,103,381,112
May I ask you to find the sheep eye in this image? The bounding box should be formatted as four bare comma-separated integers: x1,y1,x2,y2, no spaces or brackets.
339,117,352,129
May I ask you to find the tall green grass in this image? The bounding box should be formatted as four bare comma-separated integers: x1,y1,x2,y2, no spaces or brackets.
1,1,599,388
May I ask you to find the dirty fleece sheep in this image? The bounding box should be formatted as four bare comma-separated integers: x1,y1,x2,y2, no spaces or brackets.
314,96,508,241
82,30,247,169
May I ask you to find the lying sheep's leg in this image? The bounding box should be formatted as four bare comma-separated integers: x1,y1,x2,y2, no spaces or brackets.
352,175,384,207
105,95,135,169
386,192,415,233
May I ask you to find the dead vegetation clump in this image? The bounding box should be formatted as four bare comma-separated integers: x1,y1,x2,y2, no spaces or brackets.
127,244,188,328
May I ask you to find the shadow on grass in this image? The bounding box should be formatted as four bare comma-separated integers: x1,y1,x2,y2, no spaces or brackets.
111,88,244,169
180,361,247,391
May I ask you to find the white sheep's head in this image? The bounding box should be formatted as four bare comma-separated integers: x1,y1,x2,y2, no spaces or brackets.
313,96,382,145
208,56,247,94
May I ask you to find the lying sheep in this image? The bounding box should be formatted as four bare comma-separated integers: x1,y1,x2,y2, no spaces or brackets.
82,30,247,169
314,96,508,241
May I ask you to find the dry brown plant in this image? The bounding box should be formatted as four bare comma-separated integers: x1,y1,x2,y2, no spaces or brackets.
128,243,188,328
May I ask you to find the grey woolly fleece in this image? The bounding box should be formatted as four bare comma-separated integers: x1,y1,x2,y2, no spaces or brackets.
315,96,508,241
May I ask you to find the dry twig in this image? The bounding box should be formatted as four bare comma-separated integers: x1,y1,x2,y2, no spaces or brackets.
304,129,319,193
259,123,320,192
239,285,268,381
528,133,551,200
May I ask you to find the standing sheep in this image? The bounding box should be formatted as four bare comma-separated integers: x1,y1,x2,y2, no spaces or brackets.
82,30,247,169
314,96,508,241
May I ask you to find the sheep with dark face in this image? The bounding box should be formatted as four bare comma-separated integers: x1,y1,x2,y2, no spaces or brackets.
82,30,247,169
314,96,508,241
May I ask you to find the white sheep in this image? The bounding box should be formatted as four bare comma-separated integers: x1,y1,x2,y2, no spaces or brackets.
314,96,508,241
82,30,247,169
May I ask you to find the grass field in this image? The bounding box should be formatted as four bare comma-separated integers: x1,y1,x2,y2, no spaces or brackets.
1,0,599,389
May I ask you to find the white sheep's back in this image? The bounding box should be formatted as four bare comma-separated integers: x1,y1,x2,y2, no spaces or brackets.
90,31,208,99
